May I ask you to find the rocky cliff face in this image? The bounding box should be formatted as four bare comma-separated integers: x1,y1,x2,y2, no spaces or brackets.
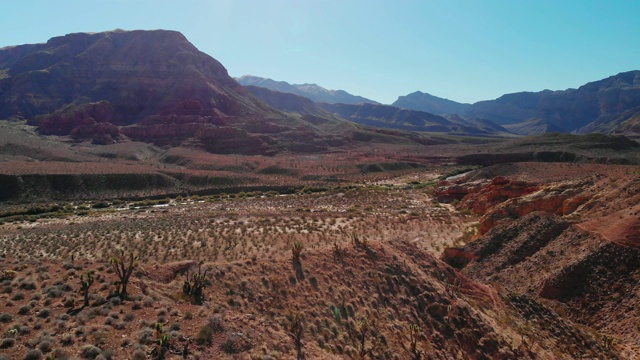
0,30,258,119
0,30,304,154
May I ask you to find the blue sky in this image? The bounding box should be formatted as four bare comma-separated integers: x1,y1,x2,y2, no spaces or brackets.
2,0,639,104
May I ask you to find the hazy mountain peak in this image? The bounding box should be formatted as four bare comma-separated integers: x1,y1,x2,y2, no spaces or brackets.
236,75,379,105
392,91,470,115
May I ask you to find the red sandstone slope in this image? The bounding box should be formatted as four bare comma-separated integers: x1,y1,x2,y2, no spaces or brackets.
438,162,640,356
0,30,350,154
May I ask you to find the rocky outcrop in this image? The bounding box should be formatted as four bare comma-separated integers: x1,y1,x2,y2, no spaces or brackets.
436,175,596,234
435,176,539,214
477,180,592,234
26,101,122,143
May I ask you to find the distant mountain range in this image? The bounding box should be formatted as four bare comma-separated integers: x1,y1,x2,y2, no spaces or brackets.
1,29,638,151
465,71,640,135
242,71,640,138
0,30,506,156
392,91,470,116
236,75,379,105
392,71,640,137
244,85,510,136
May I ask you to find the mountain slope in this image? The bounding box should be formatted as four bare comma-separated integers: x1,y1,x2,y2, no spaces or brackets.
0,30,267,121
393,91,470,115
0,30,364,154
236,75,379,105
465,71,640,134
319,102,506,136
437,164,640,352
503,118,566,135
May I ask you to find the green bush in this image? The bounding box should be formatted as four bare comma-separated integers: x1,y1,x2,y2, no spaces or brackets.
196,325,213,345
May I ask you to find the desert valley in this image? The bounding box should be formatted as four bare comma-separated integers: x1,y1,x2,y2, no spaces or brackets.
0,29,639,360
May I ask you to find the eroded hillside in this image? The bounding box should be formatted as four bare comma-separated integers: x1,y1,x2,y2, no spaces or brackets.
438,162,640,358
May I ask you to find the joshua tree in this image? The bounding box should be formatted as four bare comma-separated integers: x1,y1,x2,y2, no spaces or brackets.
109,249,139,301
291,241,303,263
79,270,95,307
347,316,382,359
402,323,424,360
286,312,306,360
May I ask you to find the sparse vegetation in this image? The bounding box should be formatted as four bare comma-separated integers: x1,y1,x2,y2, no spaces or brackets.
0,161,637,359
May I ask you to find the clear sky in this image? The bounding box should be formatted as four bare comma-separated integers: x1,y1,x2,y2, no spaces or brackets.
2,0,639,104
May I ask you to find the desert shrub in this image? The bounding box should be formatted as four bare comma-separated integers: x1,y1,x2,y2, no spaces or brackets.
196,325,214,345
0,313,13,323
220,332,253,354
0,338,15,348
19,280,37,290
131,349,146,360
24,349,43,360
63,298,75,308
156,308,168,316
208,315,225,333
51,348,72,360
98,307,110,316
18,325,31,335
108,297,121,307
61,333,74,346
37,340,53,353
37,308,52,318
137,327,154,345
111,320,126,330
100,349,114,359
45,285,64,298
124,313,135,321
80,344,102,359
51,319,65,331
